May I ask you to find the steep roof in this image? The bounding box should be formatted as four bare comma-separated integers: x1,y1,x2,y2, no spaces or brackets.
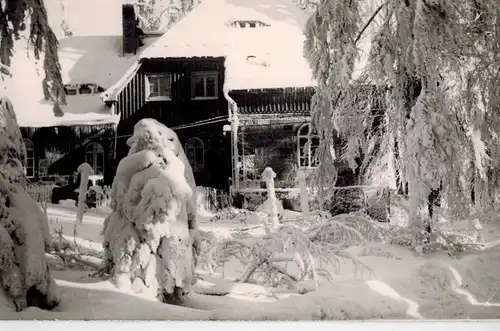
3,34,158,128
139,0,316,90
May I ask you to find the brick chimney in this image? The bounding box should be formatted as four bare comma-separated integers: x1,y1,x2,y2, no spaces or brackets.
122,4,138,54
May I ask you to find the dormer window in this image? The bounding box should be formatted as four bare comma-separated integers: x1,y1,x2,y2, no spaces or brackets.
79,84,93,94
246,54,271,67
227,20,270,28
64,83,105,96
65,86,78,95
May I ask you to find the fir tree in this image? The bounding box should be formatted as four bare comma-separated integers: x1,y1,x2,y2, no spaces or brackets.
304,0,500,232
1,0,66,117
133,0,201,31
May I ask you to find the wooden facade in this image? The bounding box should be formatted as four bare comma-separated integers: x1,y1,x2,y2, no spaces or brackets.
105,56,318,191
112,57,232,189
20,124,116,185
229,87,315,116
115,58,227,126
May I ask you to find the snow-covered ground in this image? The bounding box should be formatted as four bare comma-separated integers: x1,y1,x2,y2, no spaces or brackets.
2,202,500,320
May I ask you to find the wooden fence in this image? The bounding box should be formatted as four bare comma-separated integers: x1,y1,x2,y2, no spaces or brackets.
25,184,57,203
233,167,393,218
199,187,231,211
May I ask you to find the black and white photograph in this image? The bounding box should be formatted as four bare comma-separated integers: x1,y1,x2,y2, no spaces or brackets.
0,0,499,325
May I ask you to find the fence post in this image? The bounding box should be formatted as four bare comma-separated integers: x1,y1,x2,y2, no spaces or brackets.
296,169,309,216
261,167,280,231
76,163,94,224
470,218,485,244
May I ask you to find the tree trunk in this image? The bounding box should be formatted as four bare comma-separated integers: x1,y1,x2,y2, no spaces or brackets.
102,118,200,304
0,97,59,312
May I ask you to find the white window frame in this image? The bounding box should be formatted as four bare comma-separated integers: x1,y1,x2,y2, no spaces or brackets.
185,137,205,172
191,71,218,100
297,123,320,168
23,138,35,178
145,73,172,101
85,142,105,175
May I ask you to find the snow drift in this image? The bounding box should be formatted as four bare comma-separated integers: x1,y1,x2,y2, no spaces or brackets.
102,118,201,303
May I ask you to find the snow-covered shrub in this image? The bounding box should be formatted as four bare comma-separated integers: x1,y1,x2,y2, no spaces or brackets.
209,207,264,225
240,192,266,211
363,190,390,222
323,188,364,216
101,119,200,304
308,212,388,245
0,97,59,311
207,210,375,290
197,230,218,271
388,226,430,248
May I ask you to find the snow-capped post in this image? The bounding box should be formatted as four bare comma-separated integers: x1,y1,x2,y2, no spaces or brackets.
296,169,309,216
76,163,94,224
261,167,280,231
470,218,485,244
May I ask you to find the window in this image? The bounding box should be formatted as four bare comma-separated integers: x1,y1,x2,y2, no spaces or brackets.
79,84,93,94
185,137,205,172
227,20,270,28
85,142,105,175
64,86,78,95
146,73,172,101
64,83,105,96
23,138,35,178
297,123,320,168
191,71,218,100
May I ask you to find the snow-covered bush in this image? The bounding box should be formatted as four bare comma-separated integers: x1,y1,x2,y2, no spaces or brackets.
364,190,390,222
205,209,375,290
0,97,59,311
101,119,200,304
322,188,364,216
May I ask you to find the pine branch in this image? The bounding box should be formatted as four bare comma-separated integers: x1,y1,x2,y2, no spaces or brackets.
47,252,103,270
354,1,388,45
0,62,11,76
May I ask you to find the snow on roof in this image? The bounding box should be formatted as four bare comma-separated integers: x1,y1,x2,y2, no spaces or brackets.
139,0,317,90
45,0,128,37
3,34,158,128
58,35,139,89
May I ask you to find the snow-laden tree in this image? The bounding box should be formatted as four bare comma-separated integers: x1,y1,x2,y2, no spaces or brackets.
0,97,59,312
133,0,201,31
102,118,201,304
305,0,500,232
1,0,66,116
0,0,66,312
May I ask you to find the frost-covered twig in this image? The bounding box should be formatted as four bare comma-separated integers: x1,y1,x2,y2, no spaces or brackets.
47,252,103,269
0,63,12,77
354,0,388,45
204,210,376,289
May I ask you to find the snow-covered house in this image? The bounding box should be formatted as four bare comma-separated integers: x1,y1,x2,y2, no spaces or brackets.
5,6,160,184
102,0,318,194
